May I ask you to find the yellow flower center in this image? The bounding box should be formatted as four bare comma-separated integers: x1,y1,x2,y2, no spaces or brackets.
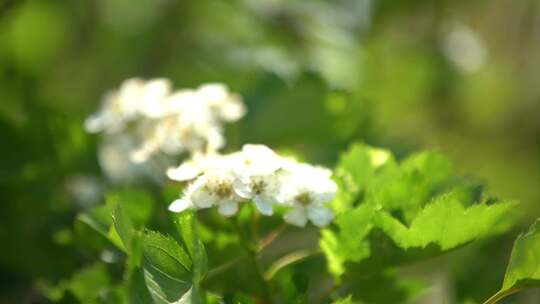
213,181,233,198
295,192,311,206
252,180,266,195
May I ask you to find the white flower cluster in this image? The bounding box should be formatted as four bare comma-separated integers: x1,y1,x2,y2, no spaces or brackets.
168,144,337,227
85,78,245,163
86,78,337,227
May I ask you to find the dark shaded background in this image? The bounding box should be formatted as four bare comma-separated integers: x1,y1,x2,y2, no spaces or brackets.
0,0,539,302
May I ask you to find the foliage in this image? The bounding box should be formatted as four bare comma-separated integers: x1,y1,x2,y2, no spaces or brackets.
482,219,540,303
321,144,517,277
1,0,540,303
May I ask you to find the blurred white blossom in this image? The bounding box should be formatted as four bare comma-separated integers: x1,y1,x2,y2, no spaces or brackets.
442,24,487,73
85,78,245,183
85,78,172,134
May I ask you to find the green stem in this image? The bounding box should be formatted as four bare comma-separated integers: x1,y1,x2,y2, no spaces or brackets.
233,216,273,303
257,223,288,252
264,248,321,281
482,287,523,304
205,222,288,283
205,254,247,280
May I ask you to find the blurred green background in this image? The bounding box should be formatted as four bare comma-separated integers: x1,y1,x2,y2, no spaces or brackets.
1,0,539,302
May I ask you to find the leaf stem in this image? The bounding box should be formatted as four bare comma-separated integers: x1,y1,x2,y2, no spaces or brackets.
233,216,273,303
205,254,247,280
257,222,288,252
482,287,523,304
264,248,321,281
204,223,288,282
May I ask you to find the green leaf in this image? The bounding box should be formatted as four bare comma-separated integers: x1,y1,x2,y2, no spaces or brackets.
481,219,540,304
320,205,375,277
77,204,124,250
323,193,517,277
332,143,394,213
66,263,111,303
323,143,519,278
106,189,154,228
76,189,155,251
126,268,153,304
375,194,517,250
141,230,194,303
502,219,540,290
113,202,135,253
77,205,112,239
173,210,208,284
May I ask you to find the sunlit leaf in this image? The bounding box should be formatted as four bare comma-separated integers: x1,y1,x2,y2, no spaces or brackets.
502,219,540,290
141,230,195,303
323,143,519,278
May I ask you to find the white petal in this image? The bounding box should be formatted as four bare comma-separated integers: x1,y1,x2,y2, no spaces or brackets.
307,206,334,227
169,199,192,213
205,127,225,151
284,207,308,227
233,179,253,199
191,191,214,208
219,97,245,121
312,189,337,205
254,196,274,216
241,144,281,175
189,177,215,208
130,141,158,163
167,162,202,181
84,114,105,133
218,200,239,217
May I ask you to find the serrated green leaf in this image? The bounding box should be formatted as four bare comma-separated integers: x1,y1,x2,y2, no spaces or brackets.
332,143,394,213
481,219,540,304
323,193,517,277
502,219,540,292
366,151,456,222
375,194,518,250
173,211,208,284
320,205,375,276
323,143,519,278
142,230,194,303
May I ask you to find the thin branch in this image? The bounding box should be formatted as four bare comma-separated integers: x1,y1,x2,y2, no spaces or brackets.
264,248,322,281
257,222,288,252
205,254,247,280
482,287,523,304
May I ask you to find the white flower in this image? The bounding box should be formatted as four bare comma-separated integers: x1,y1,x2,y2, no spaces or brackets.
85,78,171,134
196,83,246,122
170,170,245,217
233,174,281,215
229,144,284,215
167,144,337,225
97,133,170,184
278,162,337,227
232,144,283,177
168,175,207,212
135,78,173,118
166,153,225,182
